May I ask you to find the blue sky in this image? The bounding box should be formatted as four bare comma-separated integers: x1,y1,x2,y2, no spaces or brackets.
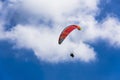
0,0,120,80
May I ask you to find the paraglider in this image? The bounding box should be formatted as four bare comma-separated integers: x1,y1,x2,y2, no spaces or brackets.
58,24,81,58
58,25,81,44
70,53,74,58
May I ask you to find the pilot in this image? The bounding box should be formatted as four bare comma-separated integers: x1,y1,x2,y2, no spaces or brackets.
70,53,74,58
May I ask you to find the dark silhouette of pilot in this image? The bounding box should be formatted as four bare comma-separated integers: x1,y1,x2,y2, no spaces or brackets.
70,53,74,58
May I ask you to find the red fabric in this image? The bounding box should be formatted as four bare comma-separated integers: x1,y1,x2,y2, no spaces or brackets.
58,25,80,44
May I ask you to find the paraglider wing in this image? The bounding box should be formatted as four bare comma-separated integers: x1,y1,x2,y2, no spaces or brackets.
58,25,81,44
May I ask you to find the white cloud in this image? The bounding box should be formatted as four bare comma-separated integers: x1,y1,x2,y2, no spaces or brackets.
15,0,99,24
72,42,96,62
99,17,120,47
0,1,3,11
0,22,5,39
5,24,96,63
1,0,120,63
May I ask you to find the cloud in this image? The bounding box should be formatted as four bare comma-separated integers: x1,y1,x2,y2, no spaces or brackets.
8,0,99,25
0,22,5,39
0,0,120,63
99,17,120,47
4,24,96,62
0,1,3,11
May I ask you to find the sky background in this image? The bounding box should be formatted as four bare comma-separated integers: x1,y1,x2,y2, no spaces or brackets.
0,0,120,80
